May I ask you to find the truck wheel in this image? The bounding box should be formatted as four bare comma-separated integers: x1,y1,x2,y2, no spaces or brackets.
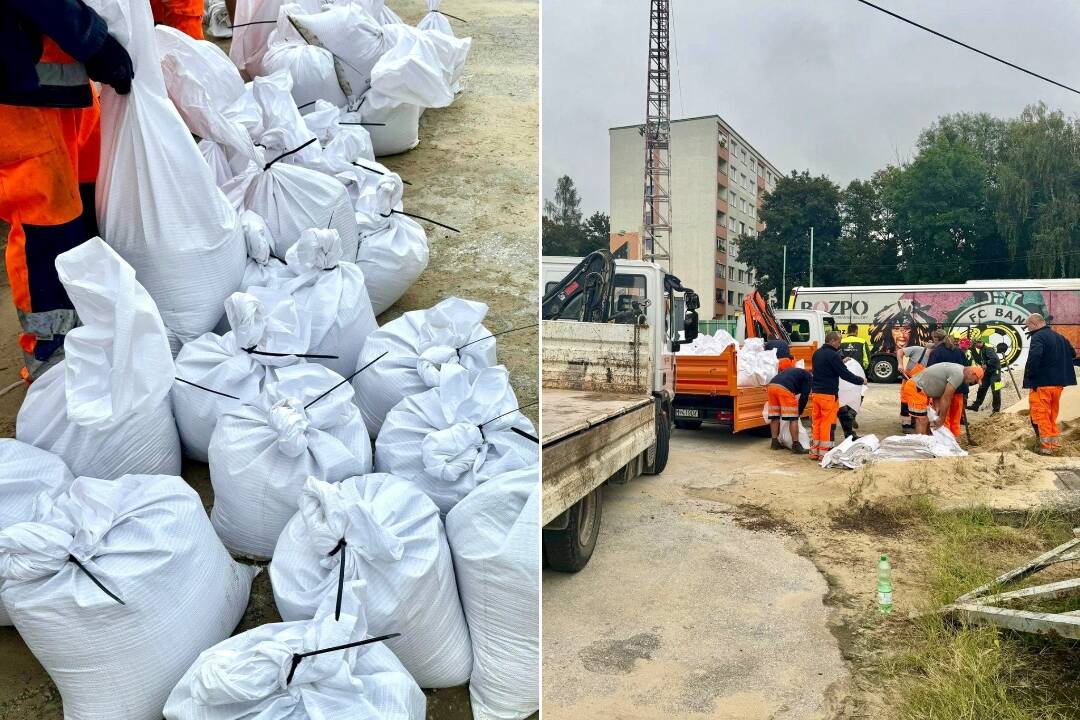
869,356,899,383
674,419,702,430
644,406,671,475
543,487,602,573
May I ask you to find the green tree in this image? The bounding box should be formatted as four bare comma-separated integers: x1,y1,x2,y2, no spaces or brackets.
542,176,611,256
917,112,1010,168
836,174,901,285
736,171,841,299
544,175,583,227
581,211,611,252
884,135,997,283
995,104,1080,278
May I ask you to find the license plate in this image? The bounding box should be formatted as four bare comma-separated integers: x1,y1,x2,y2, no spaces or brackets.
674,408,700,418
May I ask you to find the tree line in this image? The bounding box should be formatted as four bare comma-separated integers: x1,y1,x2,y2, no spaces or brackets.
739,104,1080,299
542,176,610,257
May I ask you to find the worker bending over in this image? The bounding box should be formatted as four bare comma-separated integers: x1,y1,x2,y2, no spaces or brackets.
0,2,133,380
767,365,811,454
913,362,982,436
1023,313,1077,455
766,336,795,372
809,331,866,461
967,336,1002,414
897,343,931,433
839,324,870,369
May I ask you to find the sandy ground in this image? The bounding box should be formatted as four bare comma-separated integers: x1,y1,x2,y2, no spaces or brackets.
0,2,538,718
542,378,1080,719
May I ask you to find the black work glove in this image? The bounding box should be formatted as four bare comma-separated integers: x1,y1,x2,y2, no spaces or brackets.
85,34,134,95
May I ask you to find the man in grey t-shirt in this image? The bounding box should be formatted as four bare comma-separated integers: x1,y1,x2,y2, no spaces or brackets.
914,362,982,432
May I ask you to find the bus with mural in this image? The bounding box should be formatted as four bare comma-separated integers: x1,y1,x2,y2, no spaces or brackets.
789,280,1080,382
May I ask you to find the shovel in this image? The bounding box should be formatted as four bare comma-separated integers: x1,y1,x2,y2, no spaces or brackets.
996,342,1022,397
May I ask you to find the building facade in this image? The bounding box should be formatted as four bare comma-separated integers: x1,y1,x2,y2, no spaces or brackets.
610,115,781,322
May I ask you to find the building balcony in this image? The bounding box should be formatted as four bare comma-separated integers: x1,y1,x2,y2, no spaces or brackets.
718,144,729,161
715,224,728,239
717,171,728,188
716,197,728,214
757,175,767,189
757,221,766,232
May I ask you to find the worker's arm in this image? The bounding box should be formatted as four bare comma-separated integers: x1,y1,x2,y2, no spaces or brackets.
8,0,109,62
932,385,956,429
1025,335,1044,385
797,378,810,415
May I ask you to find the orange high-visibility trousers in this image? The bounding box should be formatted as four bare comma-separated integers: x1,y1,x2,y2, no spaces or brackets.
1029,386,1063,451
810,392,839,460
945,393,964,437
766,384,799,421
151,0,205,39
0,97,100,380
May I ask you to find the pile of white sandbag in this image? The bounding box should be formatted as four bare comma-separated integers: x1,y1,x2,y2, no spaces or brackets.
680,328,736,356
736,337,779,387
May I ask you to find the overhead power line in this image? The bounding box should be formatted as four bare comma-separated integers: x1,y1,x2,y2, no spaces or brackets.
852,0,1080,96
775,246,1080,273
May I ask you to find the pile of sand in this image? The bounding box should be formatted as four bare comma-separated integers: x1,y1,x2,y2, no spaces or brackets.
1004,384,1080,422
969,409,1080,456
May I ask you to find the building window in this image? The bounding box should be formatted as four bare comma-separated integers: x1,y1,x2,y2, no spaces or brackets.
728,267,735,280
729,190,737,205
716,210,724,223
738,269,745,283
716,289,724,304
716,237,723,251
716,262,725,276
738,293,744,304
728,290,735,305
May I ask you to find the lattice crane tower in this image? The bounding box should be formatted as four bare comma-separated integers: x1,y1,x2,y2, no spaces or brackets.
642,0,671,268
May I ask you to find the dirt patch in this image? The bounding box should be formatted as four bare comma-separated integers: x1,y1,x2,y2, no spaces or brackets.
578,632,662,675
731,503,799,534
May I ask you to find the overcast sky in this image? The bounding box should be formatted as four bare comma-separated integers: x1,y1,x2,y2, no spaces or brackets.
542,0,1080,214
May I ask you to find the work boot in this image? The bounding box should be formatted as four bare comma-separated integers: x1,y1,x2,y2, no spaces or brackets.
901,425,914,434
1036,447,1057,457
967,404,979,412
791,441,808,455
771,438,784,450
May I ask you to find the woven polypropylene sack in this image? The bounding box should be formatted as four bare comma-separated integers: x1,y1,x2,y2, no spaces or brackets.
446,468,539,720
209,363,372,559
418,0,453,35
228,0,286,76
89,0,246,352
374,365,537,516
164,581,425,720
0,440,74,626
368,24,465,110
416,1,470,93
0,474,257,720
354,297,495,437
276,228,378,378
290,3,389,99
238,210,289,291
174,288,312,462
262,20,347,110
271,474,472,687
16,238,180,480
362,99,422,156
353,173,428,315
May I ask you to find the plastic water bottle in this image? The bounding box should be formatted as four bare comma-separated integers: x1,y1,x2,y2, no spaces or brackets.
877,554,893,615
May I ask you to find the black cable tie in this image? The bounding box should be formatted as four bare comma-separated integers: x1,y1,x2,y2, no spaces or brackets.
379,209,460,234
338,121,386,127
297,100,318,110
434,10,468,23
303,351,388,410
69,555,125,606
326,209,336,230
511,426,539,443
264,137,319,171
175,377,241,401
328,538,347,621
350,162,412,185
229,19,277,28
286,632,402,684
243,346,339,360
456,322,540,351
479,400,538,429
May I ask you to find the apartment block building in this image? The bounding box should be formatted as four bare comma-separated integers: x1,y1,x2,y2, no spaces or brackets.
609,115,782,322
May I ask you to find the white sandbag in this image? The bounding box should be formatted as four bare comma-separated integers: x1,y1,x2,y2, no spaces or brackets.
16,238,180,480
90,0,246,351
354,297,495,436
229,0,287,76
361,0,404,25
164,581,425,720
250,69,324,168
210,363,372,558
680,328,736,356
277,228,378,378
418,0,453,36
289,3,389,99
368,23,461,109
174,288,312,462
354,173,429,313
760,405,810,450
736,338,778,387
303,100,376,168
262,5,348,110
200,138,237,186
0,474,257,720
238,210,289,290
362,99,422,156
206,0,232,38
0,440,74,626
839,357,867,413
446,467,539,720
820,434,881,470
375,365,537,516
271,474,472,687
419,12,470,94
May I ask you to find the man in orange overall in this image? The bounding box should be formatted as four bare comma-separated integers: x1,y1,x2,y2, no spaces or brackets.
151,0,206,40
766,365,811,454
808,331,866,461
897,343,931,434
0,3,133,380
1023,313,1078,455
914,362,982,437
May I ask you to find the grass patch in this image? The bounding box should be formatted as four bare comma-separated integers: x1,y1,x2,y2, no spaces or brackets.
875,501,1080,719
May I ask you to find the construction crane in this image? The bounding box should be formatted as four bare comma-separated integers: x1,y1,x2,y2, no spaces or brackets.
642,0,672,270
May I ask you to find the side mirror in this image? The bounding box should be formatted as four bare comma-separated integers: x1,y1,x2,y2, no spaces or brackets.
677,310,699,352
